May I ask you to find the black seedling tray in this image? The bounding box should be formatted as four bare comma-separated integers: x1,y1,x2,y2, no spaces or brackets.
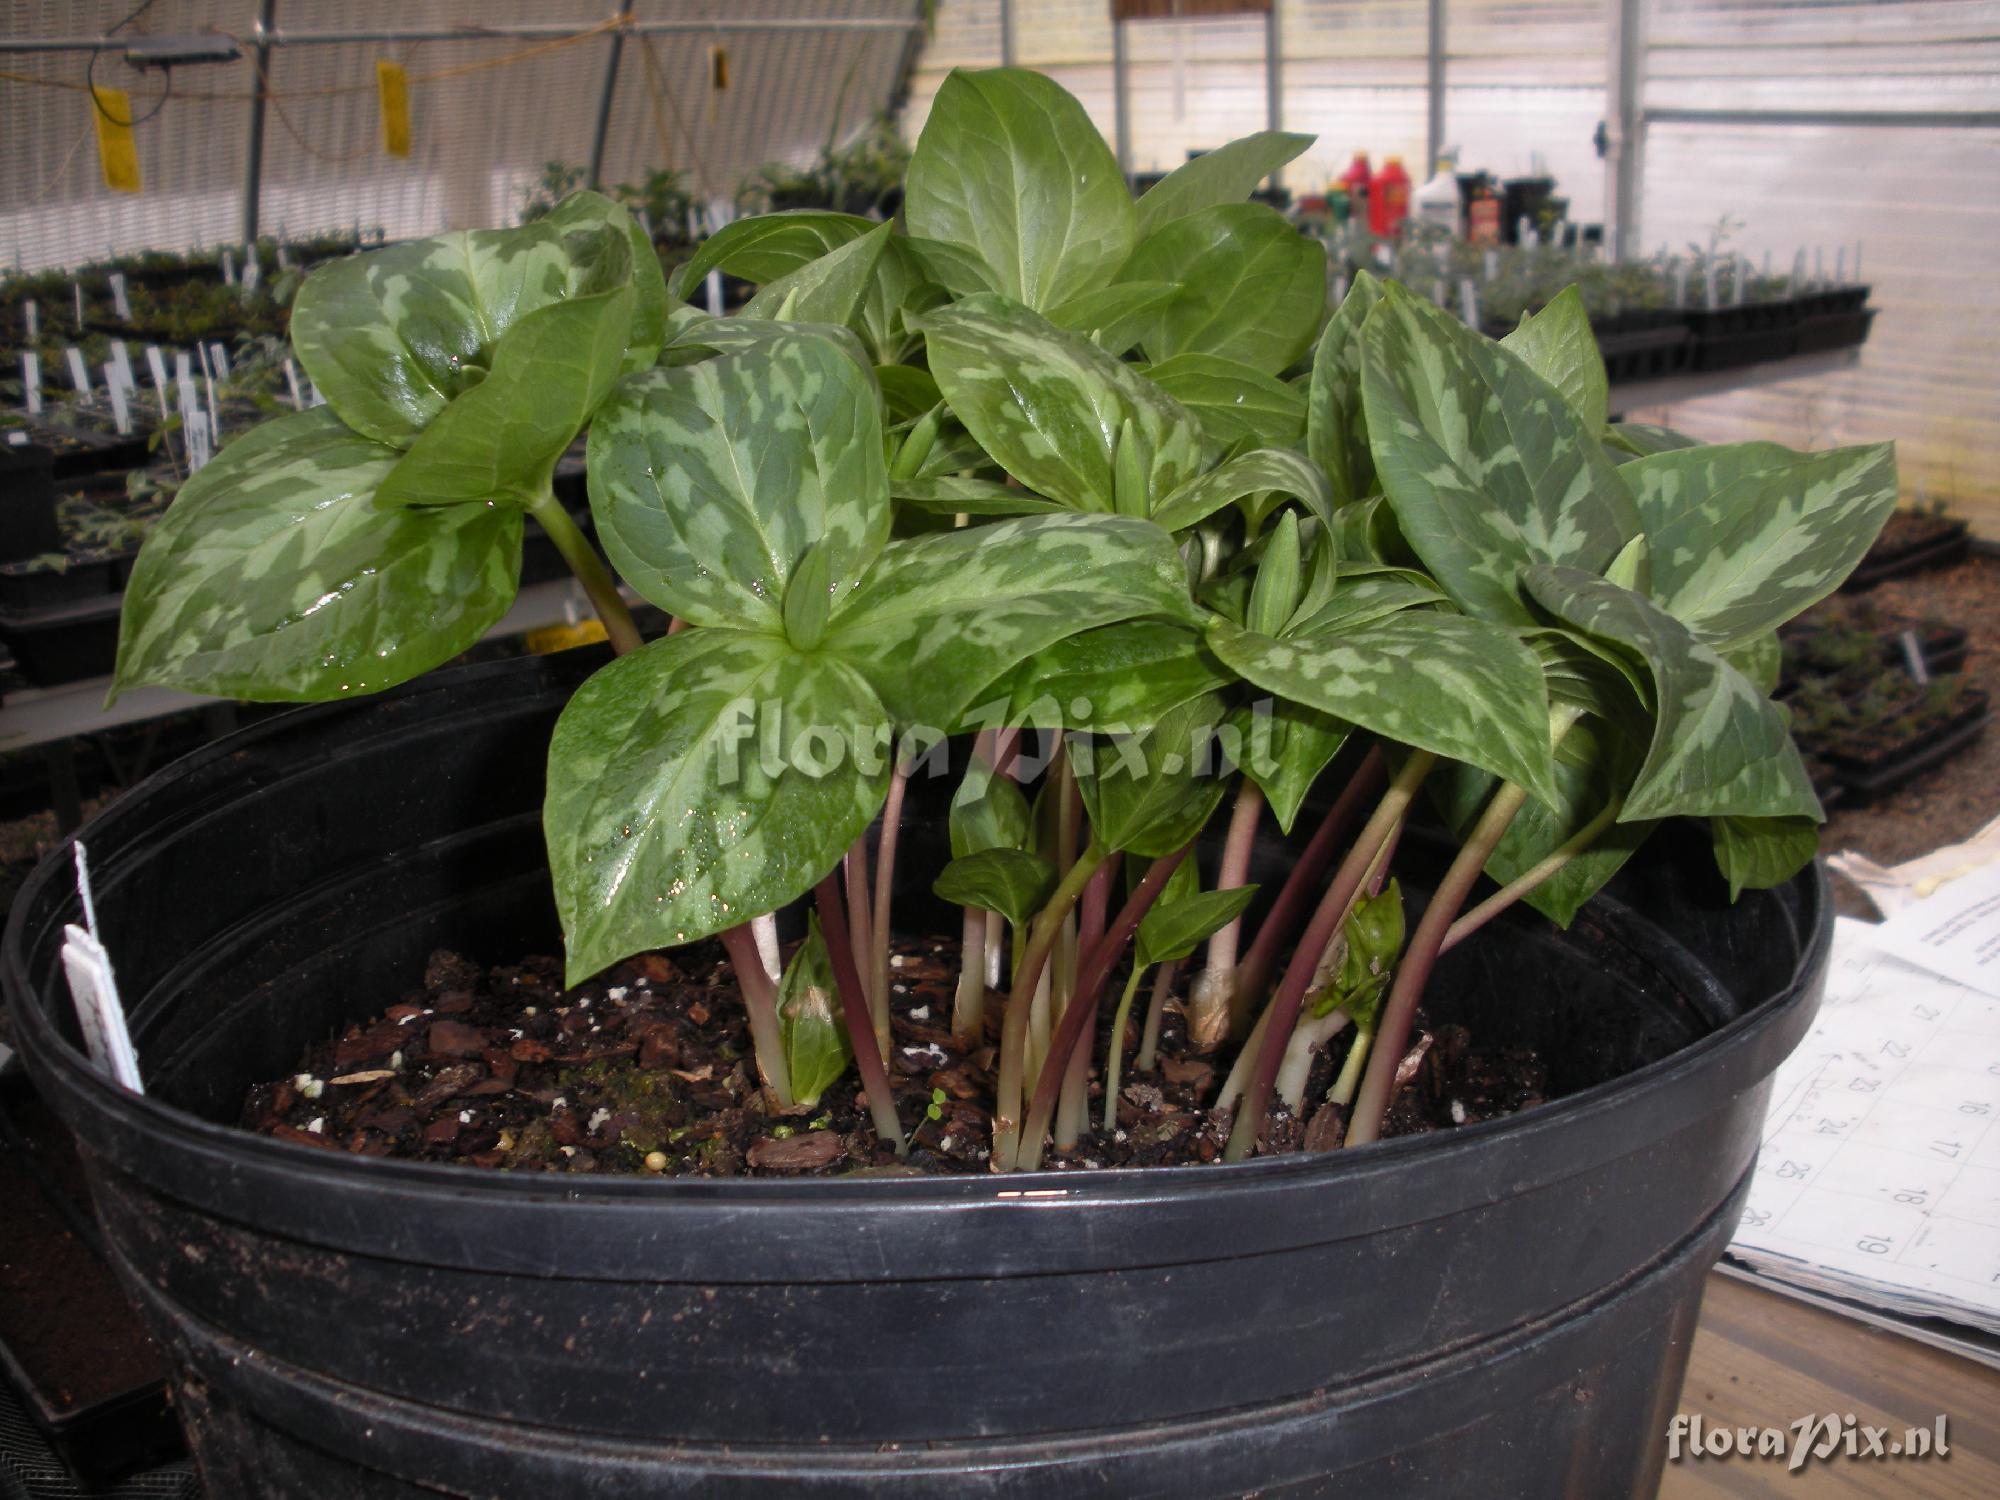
1823,692,1991,801
0,442,60,563
20,421,149,481
0,591,123,686
0,551,128,610
1795,307,1876,356
1843,518,1971,592
1597,322,1691,383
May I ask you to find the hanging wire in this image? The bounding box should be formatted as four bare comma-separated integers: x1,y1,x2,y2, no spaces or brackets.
86,0,176,127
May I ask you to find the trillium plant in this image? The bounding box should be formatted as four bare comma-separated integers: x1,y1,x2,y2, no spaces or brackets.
115,68,1898,1172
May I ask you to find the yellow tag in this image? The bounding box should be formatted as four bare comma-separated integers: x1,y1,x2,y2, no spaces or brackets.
376,60,411,159
525,618,608,656
709,45,730,90
91,88,141,194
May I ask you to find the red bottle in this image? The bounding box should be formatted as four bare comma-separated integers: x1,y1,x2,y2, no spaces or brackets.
1370,156,1411,237
1337,153,1371,233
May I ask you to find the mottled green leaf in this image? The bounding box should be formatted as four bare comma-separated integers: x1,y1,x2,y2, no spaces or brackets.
778,915,852,1108
742,222,893,330
674,211,877,296
1525,563,1820,822
934,847,1056,927
544,192,670,374
1711,815,1820,900
375,284,634,508
1230,697,1349,834
858,236,948,366
1724,631,1782,695
664,314,874,376
1135,130,1315,236
902,236,1001,297
905,67,1134,311
1306,269,1383,508
1623,440,1898,647
889,477,1064,516
824,513,1198,730
1605,421,1700,460
1120,204,1326,376
1153,447,1333,534
1209,614,1558,804
920,295,1203,512
1138,884,1261,966
1246,510,1303,637
1075,691,1232,857
293,198,637,447
1143,352,1307,456
1499,287,1609,434
1361,282,1640,626
950,756,1032,858
1286,568,1448,637
589,331,889,630
112,409,520,703
545,629,890,982
995,619,1231,729
876,364,942,422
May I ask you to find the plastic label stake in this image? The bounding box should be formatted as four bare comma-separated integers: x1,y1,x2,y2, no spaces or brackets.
21,352,41,414
145,345,171,419
1482,248,1498,283
111,339,135,392
1458,278,1480,327
65,347,91,395
110,271,131,321
243,254,261,293
222,247,237,285
22,298,36,340
209,341,231,381
106,369,132,434
284,357,306,410
62,843,144,1093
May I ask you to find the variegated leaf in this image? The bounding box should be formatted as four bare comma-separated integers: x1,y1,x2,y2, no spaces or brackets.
1605,422,1699,460
1711,815,1820,899
292,196,638,447
673,210,877,296
545,629,890,982
112,409,520,703
664,314,875,376
1143,352,1307,456
824,513,1198,731
905,67,1135,310
1230,697,1349,834
1286,568,1447,637
542,192,671,375
1075,691,1232,858
858,235,947,366
1134,130,1315,236
589,331,889,631
889,477,1065,516
950,755,1033,859
1153,447,1333,534
1119,203,1327,376
1362,282,1640,626
375,284,634,508
934,848,1056,927
1305,269,1383,508
1623,440,1898,647
994,619,1232,730
1525,563,1821,822
742,222,893,331
876,365,942,423
1499,287,1609,434
1208,614,1559,805
920,294,1203,513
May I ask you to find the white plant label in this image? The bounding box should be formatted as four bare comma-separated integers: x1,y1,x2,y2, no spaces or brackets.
111,340,135,392
110,272,131,321
208,341,231,381
65,346,91,395
1853,243,1864,284
1671,261,1689,307
284,357,305,410
21,352,42,414
1430,278,1447,308
22,298,36,340
106,372,132,435
1483,248,1499,283
1813,246,1825,285
145,345,171,418
243,255,261,293
1331,273,1349,306
276,242,290,271
1458,277,1480,327
1704,262,1719,311
1835,246,1847,284
62,843,143,1093
221,247,237,285
1730,256,1745,305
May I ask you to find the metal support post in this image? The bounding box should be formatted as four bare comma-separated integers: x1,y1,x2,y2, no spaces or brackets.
241,0,278,245
1000,0,1015,66
1607,0,1646,261
585,8,627,191
1426,0,1446,172
1265,2,1283,136
1112,18,1132,178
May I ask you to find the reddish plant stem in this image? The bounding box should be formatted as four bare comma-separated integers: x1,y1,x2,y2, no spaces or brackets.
843,843,872,1000
1186,779,1265,1049
1344,781,1530,1149
1230,747,1386,1022
868,757,910,1058
718,922,792,1106
1224,753,1434,1162
1015,845,1193,1171
814,876,907,1153
1078,852,1121,970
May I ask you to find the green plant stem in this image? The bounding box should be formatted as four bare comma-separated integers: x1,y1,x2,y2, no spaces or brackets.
1102,964,1148,1132
952,903,989,1045
993,842,1107,1172
1016,846,1191,1171
1186,778,1264,1050
525,489,641,656
1053,1006,1094,1151
1327,1023,1372,1110
867,757,909,1061
718,922,792,1107
1214,1001,1271,1114
1438,796,1624,955
1135,959,1178,1073
814,875,907,1154
1224,752,1434,1163
1277,1009,1351,1113
1230,747,1385,1029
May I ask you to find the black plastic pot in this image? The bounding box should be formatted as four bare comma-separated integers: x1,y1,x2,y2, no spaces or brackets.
0,441,60,563
0,590,122,686
3,652,1831,1498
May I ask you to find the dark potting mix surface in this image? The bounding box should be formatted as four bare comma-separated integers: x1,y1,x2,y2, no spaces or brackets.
238,940,1547,1177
